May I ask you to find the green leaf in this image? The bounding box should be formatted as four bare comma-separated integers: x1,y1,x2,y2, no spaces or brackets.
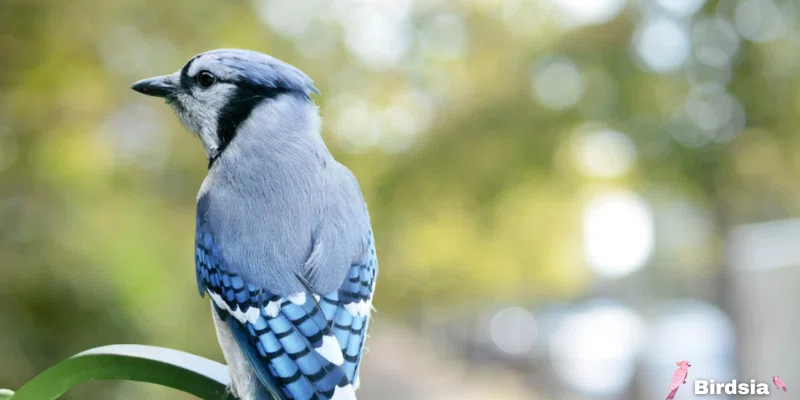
11,344,237,400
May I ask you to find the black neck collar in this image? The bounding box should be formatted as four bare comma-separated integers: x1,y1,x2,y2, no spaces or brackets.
208,153,220,169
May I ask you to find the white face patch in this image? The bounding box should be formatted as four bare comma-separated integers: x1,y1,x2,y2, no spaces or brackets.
170,77,237,158
167,55,242,159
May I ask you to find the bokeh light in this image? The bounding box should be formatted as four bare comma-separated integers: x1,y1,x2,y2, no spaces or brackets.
254,0,318,39
325,88,435,153
656,0,706,18
344,4,413,69
733,0,787,43
489,306,538,355
633,18,691,73
572,127,638,179
532,55,584,110
550,300,647,396
691,17,741,68
546,0,628,27
584,192,655,278
669,84,746,147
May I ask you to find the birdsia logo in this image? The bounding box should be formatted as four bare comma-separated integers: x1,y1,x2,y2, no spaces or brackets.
694,379,771,395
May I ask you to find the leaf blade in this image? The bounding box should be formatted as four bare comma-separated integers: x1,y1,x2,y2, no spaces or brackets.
12,344,235,400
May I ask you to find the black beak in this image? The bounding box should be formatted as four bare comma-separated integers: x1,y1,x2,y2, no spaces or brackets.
131,75,178,98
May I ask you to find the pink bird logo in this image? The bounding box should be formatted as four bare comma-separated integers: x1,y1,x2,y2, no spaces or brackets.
666,360,691,400
773,376,787,392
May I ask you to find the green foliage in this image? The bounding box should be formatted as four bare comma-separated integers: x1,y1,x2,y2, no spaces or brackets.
9,345,235,400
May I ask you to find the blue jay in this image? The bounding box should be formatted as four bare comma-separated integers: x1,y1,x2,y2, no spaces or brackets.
131,49,377,400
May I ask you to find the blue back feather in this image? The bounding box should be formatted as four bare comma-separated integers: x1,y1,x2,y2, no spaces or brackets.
196,221,377,400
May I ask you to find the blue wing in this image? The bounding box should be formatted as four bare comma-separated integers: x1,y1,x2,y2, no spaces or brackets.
195,226,377,400
319,232,377,388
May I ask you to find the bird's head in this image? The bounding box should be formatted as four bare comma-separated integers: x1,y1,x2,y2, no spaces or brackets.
676,360,691,369
132,49,319,165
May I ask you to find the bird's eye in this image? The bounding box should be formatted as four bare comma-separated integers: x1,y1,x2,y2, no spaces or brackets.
197,71,216,88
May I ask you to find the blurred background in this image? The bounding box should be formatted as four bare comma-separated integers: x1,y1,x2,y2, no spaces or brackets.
1,0,800,398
